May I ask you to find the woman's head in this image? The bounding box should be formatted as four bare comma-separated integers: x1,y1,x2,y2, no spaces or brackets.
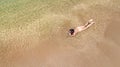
69,28,74,35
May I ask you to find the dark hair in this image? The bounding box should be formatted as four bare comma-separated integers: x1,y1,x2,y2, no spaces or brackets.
69,28,74,35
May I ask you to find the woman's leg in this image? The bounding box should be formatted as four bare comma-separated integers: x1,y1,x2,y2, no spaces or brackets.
84,19,95,29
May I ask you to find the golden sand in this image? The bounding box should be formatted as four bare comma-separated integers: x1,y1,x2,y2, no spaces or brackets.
0,0,120,67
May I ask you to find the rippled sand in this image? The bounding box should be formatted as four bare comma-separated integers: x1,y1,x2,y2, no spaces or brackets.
0,0,120,67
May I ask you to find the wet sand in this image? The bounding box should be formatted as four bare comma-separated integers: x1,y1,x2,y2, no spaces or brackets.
0,0,120,67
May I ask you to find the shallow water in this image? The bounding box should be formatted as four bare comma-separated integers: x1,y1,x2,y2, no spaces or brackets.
0,0,120,67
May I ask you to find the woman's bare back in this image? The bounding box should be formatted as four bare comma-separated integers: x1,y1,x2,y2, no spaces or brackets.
69,19,95,36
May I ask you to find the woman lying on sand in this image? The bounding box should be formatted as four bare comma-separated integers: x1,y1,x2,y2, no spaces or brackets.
69,19,95,36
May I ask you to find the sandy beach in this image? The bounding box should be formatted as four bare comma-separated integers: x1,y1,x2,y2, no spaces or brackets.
0,0,120,67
